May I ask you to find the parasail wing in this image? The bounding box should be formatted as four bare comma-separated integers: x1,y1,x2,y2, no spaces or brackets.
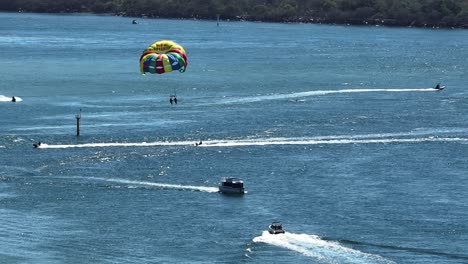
139,40,187,75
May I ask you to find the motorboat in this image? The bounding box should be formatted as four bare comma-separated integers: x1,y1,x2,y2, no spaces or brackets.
218,177,245,194
268,222,285,234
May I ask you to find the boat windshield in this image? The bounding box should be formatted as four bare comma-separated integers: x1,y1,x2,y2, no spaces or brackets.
224,182,243,188
221,178,243,188
271,223,282,229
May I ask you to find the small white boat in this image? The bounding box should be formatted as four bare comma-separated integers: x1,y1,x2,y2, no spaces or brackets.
218,177,245,194
268,222,285,234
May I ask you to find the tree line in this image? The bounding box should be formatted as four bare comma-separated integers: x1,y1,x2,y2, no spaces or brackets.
1,0,468,28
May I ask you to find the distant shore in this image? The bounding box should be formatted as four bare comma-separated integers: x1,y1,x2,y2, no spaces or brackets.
125,13,468,30
3,10,466,30
2,0,468,30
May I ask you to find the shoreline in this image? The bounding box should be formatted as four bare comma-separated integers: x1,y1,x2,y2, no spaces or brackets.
2,10,467,30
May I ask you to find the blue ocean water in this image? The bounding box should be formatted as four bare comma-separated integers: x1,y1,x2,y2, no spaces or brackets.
1,12,468,263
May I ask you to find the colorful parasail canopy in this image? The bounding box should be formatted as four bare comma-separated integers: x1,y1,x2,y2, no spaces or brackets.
139,40,188,75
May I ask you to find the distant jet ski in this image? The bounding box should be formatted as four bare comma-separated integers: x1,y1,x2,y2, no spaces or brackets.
434,83,445,91
33,142,41,148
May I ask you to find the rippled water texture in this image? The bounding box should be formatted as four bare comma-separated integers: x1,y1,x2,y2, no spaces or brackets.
1,12,467,263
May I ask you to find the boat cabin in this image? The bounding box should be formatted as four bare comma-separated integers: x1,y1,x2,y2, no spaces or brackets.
219,177,245,194
268,222,285,234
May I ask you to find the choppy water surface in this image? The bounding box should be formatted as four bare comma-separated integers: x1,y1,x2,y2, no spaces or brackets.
1,12,468,263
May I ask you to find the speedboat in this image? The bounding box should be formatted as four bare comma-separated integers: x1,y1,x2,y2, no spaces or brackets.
268,222,285,234
218,177,245,194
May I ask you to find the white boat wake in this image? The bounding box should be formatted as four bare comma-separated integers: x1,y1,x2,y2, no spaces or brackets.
67,176,219,193
216,88,438,104
196,136,467,147
253,231,395,264
37,141,194,149
0,95,22,102
36,135,468,149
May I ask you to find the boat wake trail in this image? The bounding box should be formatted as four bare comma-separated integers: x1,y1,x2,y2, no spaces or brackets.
0,95,22,102
37,135,468,149
217,88,438,104
69,176,219,193
198,136,467,147
37,141,195,149
253,231,395,264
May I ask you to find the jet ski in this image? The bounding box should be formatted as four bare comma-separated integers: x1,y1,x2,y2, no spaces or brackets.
33,142,41,148
434,83,445,91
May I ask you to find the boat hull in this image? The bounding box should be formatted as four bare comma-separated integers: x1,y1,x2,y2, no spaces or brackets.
268,225,285,234
218,186,245,194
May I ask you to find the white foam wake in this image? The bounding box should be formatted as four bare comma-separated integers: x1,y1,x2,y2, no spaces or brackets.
71,176,219,193
218,88,437,104
199,136,468,147
36,136,468,149
253,231,395,264
37,141,195,149
0,95,22,102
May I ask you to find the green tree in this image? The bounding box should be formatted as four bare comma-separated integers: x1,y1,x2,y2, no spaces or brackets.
1,0,468,28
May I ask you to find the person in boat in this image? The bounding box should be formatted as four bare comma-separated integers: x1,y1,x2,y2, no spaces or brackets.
198,141,202,145
170,97,173,105
11,96,16,102
174,97,178,104
435,83,440,89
